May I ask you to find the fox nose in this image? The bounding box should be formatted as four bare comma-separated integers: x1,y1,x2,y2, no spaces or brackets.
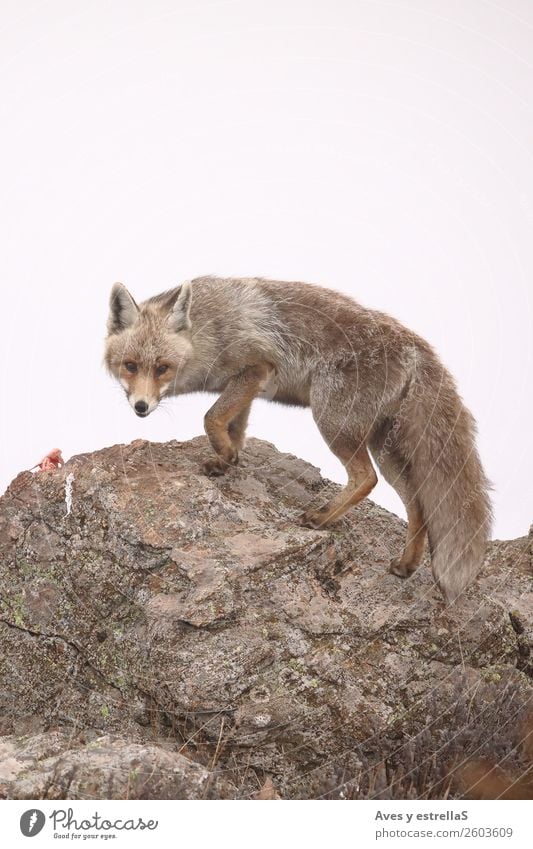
134,401,149,416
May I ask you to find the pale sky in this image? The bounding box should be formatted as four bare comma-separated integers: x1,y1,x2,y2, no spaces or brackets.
1,0,532,539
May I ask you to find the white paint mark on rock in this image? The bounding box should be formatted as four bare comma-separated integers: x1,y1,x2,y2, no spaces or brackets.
64,473,75,516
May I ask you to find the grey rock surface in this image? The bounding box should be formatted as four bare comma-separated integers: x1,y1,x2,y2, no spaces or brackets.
0,437,531,799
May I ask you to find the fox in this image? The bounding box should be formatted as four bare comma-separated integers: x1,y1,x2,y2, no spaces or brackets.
104,275,492,603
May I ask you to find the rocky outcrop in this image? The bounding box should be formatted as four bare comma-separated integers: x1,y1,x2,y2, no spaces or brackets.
0,731,232,799
0,437,531,799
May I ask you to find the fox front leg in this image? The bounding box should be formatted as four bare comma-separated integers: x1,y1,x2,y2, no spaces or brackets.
227,405,251,452
202,363,275,476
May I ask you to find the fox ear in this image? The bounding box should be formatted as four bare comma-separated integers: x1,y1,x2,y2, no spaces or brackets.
108,283,139,334
168,280,192,332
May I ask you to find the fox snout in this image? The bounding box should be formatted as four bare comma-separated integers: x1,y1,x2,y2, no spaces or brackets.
127,391,160,417
134,400,150,417
118,375,162,417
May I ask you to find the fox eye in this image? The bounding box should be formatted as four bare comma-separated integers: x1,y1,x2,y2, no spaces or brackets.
156,364,168,376
124,362,137,373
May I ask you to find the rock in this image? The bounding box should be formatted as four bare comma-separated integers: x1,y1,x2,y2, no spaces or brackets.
0,436,531,799
0,732,231,799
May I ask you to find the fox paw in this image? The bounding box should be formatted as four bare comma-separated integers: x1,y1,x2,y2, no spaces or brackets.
202,458,229,476
201,452,238,477
389,557,417,578
299,506,332,529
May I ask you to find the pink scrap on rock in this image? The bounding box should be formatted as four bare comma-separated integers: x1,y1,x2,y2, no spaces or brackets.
32,448,64,472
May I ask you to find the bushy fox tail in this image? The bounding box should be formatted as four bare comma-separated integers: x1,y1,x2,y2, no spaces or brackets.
400,353,493,603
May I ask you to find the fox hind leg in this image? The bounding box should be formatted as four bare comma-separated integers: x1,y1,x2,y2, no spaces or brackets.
300,434,378,528
369,432,427,577
389,498,426,577
300,378,378,527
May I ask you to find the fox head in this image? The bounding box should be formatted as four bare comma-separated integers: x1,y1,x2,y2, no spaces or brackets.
104,281,193,417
